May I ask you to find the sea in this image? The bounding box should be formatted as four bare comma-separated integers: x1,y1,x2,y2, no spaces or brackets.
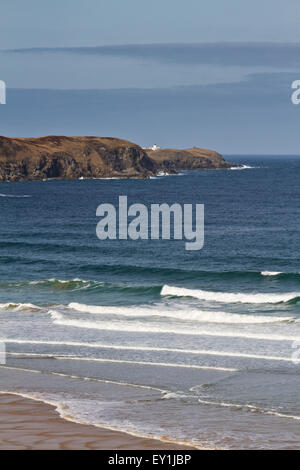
0,156,299,449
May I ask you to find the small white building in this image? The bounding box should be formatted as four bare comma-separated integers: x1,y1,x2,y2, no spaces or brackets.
142,144,161,151
151,144,160,151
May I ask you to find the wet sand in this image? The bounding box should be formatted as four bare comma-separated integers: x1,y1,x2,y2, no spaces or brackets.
0,394,197,450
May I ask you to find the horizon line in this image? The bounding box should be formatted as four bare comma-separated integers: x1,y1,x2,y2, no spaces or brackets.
3,40,300,52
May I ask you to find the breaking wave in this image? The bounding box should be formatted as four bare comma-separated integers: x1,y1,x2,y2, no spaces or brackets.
49,311,300,341
0,302,43,312
68,302,293,324
161,285,300,304
0,193,31,198
261,271,283,276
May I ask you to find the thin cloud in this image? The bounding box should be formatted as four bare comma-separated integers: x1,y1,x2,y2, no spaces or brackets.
4,42,300,68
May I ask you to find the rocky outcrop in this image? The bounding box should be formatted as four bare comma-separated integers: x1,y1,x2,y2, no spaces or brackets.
145,147,234,172
0,136,157,181
0,137,234,181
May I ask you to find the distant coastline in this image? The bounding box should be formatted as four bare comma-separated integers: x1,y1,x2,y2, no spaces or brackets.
0,135,235,182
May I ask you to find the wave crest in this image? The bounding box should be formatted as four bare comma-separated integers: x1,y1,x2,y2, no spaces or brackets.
68,302,293,324
0,193,31,198
161,285,300,304
0,302,42,311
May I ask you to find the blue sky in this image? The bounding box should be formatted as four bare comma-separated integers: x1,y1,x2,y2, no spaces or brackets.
0,1,299,153
0,0,299,47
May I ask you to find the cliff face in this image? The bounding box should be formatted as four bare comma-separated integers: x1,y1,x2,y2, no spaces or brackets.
145,147,233,172
0,136,157,181
0,137,233,181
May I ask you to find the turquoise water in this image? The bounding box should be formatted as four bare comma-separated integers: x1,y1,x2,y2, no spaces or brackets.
0,156,300,449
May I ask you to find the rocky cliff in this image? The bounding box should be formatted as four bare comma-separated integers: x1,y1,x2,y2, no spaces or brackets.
145,147,234,172
0,136,233,181
0,136,157,181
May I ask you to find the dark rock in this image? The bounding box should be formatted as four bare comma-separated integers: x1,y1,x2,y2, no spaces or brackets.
145,146,236,172
0,136,157,181
0,137,235,181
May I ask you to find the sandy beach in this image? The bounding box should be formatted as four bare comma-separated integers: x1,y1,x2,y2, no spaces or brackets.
0,394,197,450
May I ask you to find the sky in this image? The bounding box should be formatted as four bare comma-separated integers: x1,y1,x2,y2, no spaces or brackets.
0,0,300,153
0,0,299,47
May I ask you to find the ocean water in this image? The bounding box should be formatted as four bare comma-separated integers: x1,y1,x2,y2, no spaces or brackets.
0,156,300,449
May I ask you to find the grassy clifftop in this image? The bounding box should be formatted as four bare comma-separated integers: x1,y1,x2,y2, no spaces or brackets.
0,137,233,181
0,136,157,181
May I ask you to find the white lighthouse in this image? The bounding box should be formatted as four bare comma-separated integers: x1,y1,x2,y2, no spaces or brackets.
142,144,161,151
151,144,160,151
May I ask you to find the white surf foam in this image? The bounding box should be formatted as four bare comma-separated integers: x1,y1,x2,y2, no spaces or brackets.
197,398,300,421
68,302,292,324
0,365,165,393
229,165,257,170
29,278,89,285
0,193,31,198
261,271,283,276
30,279,68,285
50,311,300,342
0,302,42,312
3,338,292,362
161,285,300,304
0,387,202,449
6,352,238,372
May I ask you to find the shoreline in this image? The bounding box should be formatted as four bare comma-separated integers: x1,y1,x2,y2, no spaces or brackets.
0,393,200,450
0,136,233,182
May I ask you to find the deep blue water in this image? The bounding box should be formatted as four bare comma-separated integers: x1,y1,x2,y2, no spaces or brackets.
0,156,299,449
